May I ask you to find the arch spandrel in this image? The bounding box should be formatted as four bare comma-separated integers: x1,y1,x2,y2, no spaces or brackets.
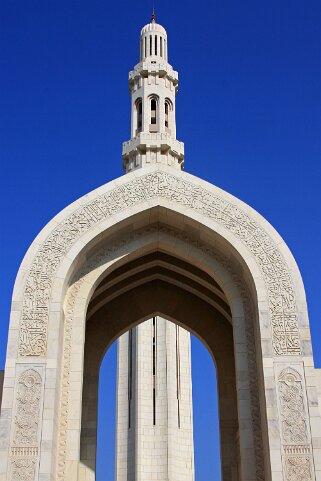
2,164,320,481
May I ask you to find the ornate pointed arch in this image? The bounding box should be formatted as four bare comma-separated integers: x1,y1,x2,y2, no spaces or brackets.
17,166,305,358
1,164,318,481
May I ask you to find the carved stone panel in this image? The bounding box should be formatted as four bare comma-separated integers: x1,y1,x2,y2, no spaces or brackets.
13,369,42,447
10,458,36,481
279,368,308,444
285,456,313,481
277,366,315,481
10,367,44,481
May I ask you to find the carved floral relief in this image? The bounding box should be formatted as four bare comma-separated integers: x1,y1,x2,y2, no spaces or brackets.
11,458,36,481
279,368,308,444
286,456,313,481
10,369,42,481
13,369,42,446
278,367,314,481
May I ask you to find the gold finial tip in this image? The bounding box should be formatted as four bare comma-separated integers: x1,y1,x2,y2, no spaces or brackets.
151,4,156,23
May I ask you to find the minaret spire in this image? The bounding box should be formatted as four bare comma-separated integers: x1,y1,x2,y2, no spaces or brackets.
122,16,184,172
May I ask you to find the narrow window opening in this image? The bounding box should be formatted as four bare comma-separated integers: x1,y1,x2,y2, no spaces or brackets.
151,98,157,125
160,37,163,57
155,35,158,56
150,35,152,56
128,329,133,429
144,37,147,58
165,101,169,128
137,100,142,132
152,317,157,425
176,325,181,428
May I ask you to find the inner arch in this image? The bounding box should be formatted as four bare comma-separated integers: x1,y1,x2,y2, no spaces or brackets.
80,251,239,481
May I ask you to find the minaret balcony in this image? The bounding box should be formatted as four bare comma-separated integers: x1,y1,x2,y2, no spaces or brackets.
122,132,184,159
129,62,178,84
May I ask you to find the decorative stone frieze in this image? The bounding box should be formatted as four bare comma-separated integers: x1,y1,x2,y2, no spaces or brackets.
18,171,300,358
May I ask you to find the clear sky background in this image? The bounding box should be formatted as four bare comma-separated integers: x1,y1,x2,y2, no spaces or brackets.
1,1,321,480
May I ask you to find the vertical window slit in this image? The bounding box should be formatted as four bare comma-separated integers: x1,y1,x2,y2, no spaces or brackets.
137,100,142,132
144,37,147,58
176,325,181,428
151,98,157,125
165,101,169,128
128,329,133,429
160,37,163,57
150,35,152,56
152,317,157,425
155,35,158,55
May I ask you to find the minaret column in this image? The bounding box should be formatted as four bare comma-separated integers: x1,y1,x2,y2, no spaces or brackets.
116,14,194,481
122,16,184,172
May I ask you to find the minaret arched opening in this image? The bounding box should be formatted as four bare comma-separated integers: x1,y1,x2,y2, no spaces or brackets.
165,98,173,131
149,95,158,132
135,98,142,133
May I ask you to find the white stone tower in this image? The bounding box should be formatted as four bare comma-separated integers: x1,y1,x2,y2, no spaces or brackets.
116,14,195,481
122,11,184,172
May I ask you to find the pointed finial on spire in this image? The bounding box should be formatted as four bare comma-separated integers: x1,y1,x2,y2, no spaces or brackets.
151,3,156,23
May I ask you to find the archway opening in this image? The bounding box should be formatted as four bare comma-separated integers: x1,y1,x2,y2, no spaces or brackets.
79,249,244,481
95,323,221,481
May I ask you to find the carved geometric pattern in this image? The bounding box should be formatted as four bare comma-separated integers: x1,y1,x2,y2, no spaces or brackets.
57,224,266,481
18,171,300,356
13,369,42,446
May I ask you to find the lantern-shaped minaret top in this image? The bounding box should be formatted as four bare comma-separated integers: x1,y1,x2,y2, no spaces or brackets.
122,14,184,172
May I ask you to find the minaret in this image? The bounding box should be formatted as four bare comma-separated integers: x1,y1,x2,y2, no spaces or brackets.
115,14,195,481
122,13,184,172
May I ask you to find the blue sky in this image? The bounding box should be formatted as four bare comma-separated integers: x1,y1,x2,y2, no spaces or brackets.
0,1,320,480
